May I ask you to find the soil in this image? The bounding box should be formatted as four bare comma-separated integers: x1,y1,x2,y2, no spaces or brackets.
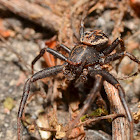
0,0,140,140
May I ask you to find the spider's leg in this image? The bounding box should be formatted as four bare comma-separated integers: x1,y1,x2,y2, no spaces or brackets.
80,20,84,42
104,51,140,64
17,64,65,140
59,44,71,53
32,46,70,74
103,51,140,78
47,48,81,66
46,48,69,61
125,52,140,64
70,74,102,128
32,43,71,74
32,48,46,74
102,38,125,55
89,69,133,137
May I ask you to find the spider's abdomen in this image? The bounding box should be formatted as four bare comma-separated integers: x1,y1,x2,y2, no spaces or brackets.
80,30,109,51
69,44,100,65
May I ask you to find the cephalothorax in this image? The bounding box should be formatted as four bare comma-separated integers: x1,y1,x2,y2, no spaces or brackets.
17,21,140,140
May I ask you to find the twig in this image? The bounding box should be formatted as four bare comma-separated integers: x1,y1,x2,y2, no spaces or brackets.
104,81,131,140
77,113,124,128
0,0,62,32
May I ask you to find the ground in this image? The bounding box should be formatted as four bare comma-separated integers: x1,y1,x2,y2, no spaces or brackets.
0,0,140,140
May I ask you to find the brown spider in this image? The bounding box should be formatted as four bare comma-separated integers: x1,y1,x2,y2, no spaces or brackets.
17,21,140,140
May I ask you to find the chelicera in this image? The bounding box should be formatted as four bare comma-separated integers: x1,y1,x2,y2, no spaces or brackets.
17,21,140,140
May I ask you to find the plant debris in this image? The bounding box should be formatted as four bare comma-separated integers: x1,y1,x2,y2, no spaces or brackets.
0,0,140,139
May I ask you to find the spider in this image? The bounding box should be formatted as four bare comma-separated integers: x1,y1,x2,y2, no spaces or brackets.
17,21,140,140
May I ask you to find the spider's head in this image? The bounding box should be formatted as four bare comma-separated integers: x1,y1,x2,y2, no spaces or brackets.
80,30,109,48
63,63,84,81
63,65,76,81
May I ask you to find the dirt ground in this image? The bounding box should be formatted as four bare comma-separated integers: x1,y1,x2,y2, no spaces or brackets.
0,0,140,140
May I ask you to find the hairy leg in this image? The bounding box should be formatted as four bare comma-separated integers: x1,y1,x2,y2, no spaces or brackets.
89,68,133,139
80,20,85,42
104,51,140,64
17,64,65,140
69,74,102,129
102,38,125,55
32,44,71,74
103,51,140,78
59,44,71,53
